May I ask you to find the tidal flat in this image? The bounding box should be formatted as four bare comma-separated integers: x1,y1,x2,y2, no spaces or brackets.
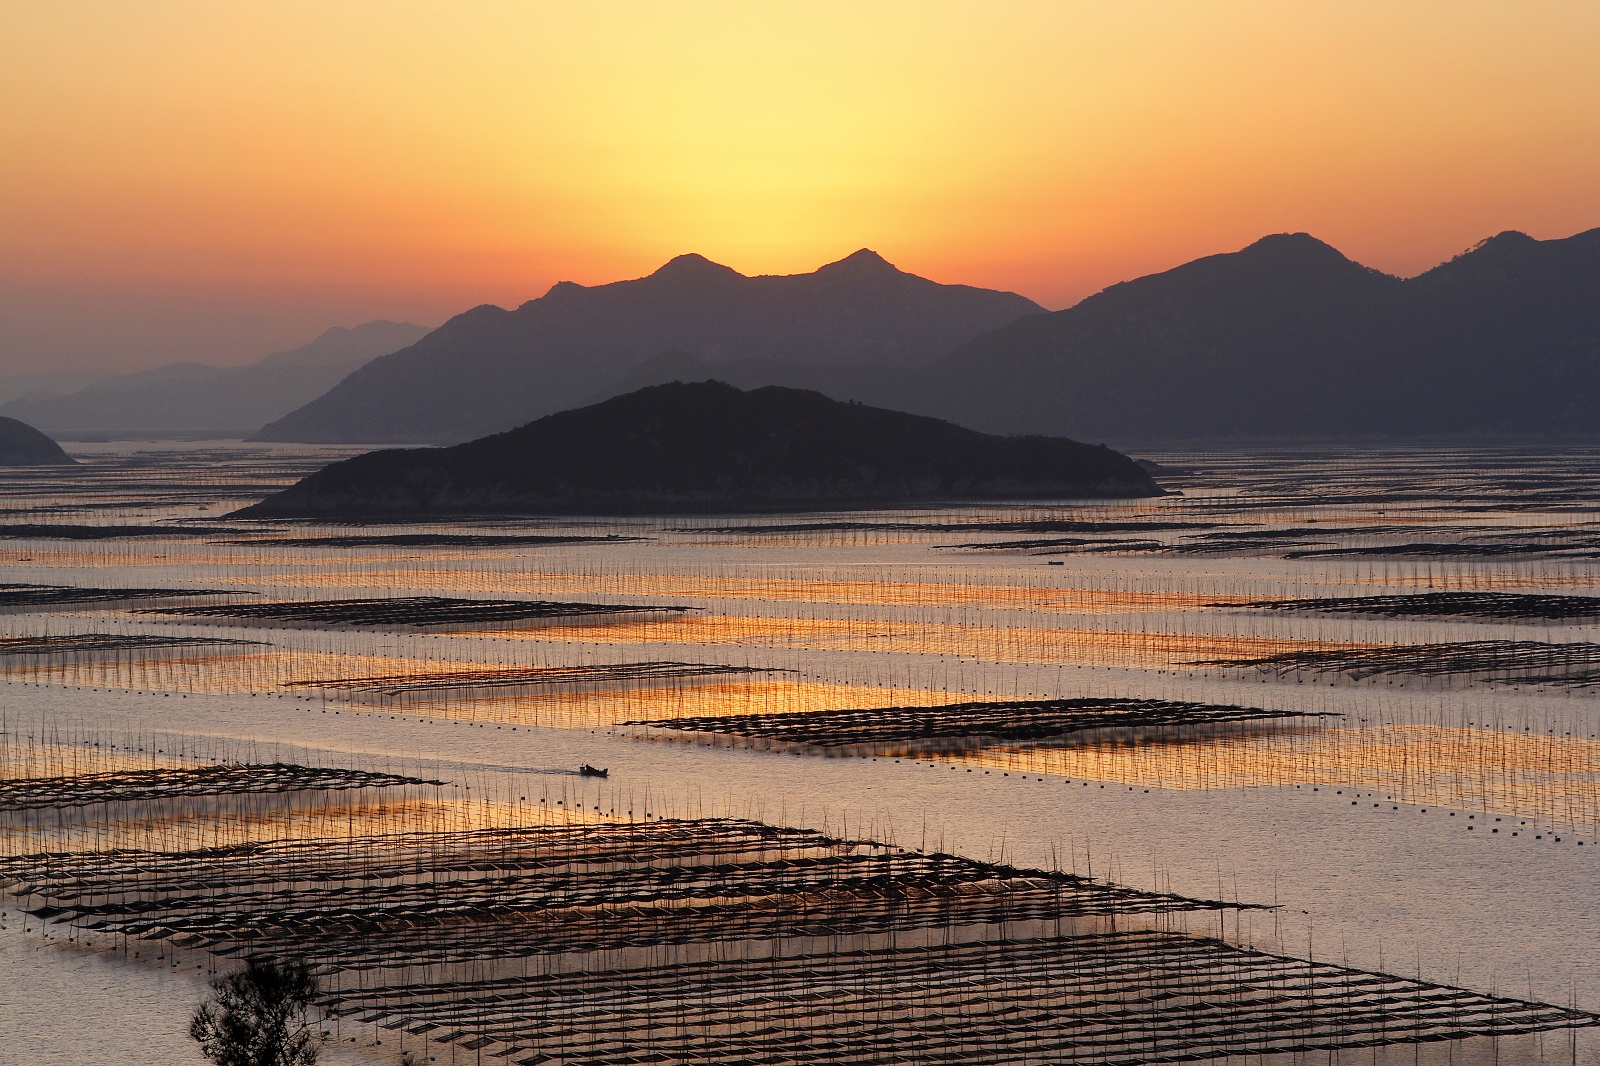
1,441,1598,1066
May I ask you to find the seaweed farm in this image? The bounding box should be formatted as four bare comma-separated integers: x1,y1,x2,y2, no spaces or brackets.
144,595,689,629
0,763,439,812
1203,639,1600,686
631,696,1324,753
7,808,1594,1066
1243,592,1600,622
325,933,1590,1066
3,442,1600,1065
0,583,228,611
288,661,775,705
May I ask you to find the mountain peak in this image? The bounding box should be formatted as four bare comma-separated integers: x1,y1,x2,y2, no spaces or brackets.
1479,229,1536,247
1458,230,1539,261
1239,232,1349,261
649,253,743,282
817,248,900,276
252,249,1057,442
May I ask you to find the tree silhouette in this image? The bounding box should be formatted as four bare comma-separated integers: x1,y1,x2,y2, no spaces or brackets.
190,957,325,1066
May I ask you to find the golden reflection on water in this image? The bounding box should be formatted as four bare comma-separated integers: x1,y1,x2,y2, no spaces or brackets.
0,744,186,781
0,792,606,857
955,724,1600,830
276,567,1230,614
365,677,962,729
0,652,267,692
1357,570,1600,591
494,614,1345,669
0,651,383,695
0,623,1356,699
3,464,1598,853
0,548,302,569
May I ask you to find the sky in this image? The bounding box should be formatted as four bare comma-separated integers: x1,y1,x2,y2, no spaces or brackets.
3,0,1599,375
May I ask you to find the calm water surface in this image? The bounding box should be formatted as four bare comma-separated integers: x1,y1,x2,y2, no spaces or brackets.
2,442,1598,1064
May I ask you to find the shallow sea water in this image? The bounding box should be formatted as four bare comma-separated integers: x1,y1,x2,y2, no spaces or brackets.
1,442,1598,1065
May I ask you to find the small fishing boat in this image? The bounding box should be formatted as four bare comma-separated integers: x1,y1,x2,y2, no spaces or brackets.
578,764,609,778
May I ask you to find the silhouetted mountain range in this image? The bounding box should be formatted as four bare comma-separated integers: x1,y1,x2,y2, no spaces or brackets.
0,417,75,465
1,321,429,435
601,229,1600,440
246,229,1600,445
236,382,1156,518
894,228,1600,439
251,251,1042,444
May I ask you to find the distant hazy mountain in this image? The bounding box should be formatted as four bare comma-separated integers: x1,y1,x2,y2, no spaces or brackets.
0,369,119,407
0,417,75,465
252,250,1042,444
0,321,430,435
893,228,1600,440
238,381,1155,517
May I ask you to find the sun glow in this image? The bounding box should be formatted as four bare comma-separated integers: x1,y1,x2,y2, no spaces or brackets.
3,1,1600,368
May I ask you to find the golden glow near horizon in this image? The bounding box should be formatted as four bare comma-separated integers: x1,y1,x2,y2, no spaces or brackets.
3,1,1600,369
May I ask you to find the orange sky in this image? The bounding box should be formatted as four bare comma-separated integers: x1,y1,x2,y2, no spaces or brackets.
3,0,1599,372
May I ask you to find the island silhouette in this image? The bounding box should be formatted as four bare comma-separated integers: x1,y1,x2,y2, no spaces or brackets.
0,416,76,465
236,382,1158,517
